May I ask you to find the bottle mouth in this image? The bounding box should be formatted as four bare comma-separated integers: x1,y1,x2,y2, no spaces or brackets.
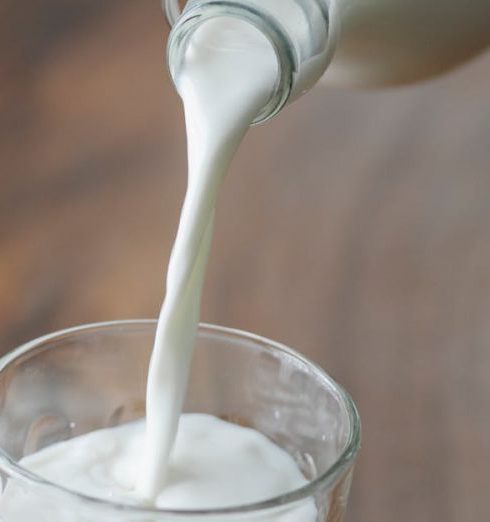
166,1,296,124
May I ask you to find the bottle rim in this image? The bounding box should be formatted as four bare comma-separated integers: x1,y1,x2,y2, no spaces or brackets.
164,0,183,25
166,0,296,124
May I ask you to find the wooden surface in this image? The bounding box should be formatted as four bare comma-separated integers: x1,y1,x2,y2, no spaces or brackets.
1,1,490,520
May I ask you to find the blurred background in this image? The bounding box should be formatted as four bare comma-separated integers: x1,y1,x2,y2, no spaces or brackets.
1,1,490,520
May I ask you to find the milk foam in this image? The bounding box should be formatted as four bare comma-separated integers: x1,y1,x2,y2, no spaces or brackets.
1,415,316,521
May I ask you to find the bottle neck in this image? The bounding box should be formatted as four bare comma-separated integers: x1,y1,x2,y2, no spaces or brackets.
165,0,335,124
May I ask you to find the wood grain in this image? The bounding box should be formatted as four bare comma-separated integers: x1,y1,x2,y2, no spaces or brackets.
1,1,490,520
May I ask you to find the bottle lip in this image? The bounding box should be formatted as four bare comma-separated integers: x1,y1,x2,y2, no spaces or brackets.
164,0,182,26
166,1,296,124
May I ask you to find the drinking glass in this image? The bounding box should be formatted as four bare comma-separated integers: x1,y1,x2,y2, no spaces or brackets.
0,320,360,521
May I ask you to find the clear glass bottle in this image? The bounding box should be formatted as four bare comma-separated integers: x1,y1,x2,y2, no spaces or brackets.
165,0,490,122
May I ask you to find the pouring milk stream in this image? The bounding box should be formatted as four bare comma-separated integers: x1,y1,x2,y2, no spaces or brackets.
4,0,490,515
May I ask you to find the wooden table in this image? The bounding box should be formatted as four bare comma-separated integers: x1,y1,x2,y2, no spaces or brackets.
1,1,489,520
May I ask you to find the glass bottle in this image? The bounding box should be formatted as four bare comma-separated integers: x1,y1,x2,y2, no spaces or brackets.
165,0,490,123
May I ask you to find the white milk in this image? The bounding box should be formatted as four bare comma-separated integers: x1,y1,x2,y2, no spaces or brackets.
140,18,279,499
2,415,316,521
22,415,311,509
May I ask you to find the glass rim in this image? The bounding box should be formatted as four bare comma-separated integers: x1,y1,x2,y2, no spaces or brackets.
0,320,361,517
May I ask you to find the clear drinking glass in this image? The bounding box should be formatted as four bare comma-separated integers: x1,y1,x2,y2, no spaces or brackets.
0,320,360,521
